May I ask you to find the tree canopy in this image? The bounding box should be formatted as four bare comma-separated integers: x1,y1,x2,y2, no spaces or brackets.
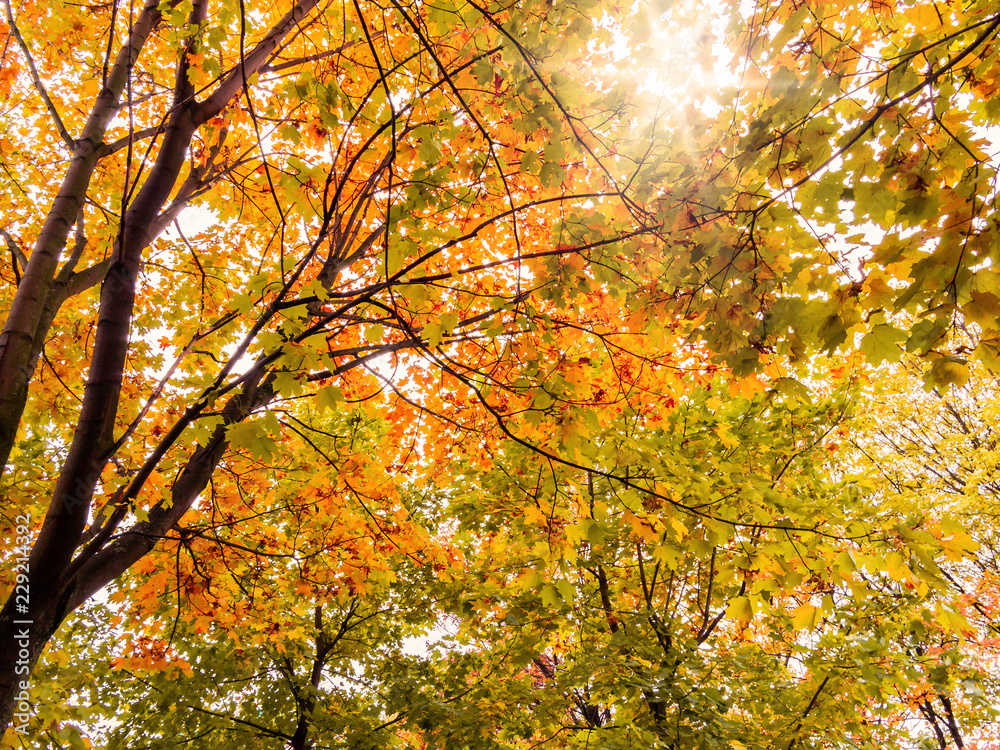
1,0,999,746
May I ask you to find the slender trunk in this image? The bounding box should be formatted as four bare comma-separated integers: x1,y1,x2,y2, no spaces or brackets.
0,0,322,734
0,575,68,736
0,373,274,732
0,0,164,472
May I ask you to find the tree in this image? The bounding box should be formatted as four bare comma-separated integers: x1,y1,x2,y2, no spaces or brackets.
2,0,1000,744
845,353,1000,749
414,372,999,749
0,0,658,731
74,370,996,749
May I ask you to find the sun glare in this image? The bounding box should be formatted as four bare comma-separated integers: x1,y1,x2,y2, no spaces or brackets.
625,0,739,119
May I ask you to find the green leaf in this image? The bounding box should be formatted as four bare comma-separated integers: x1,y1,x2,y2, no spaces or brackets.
540,584,561,608
316,386,344,411
555,579,575,604
860,324,907,365
365,324,384,343
519,150,541,174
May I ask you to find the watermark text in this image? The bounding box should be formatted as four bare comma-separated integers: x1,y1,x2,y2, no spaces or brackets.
10,513,32,734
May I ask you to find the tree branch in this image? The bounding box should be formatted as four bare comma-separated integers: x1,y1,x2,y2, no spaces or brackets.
0,0,166,473
197,0,323,122
100,126,164,155
0,228,27,277
3,0,75,150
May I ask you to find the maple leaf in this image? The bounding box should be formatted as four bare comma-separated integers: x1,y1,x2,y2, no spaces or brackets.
2,0,1000,746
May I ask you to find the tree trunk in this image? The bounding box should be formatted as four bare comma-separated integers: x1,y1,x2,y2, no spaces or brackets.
0,0,323,732
0,0,164,472
0,372,273,731
0,576,69,735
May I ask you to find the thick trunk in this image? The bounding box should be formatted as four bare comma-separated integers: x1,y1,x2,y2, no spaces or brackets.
26,93,202,609
0,373,273,732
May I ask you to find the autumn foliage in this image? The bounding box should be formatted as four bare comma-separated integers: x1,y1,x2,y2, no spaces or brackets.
1,0,1000,746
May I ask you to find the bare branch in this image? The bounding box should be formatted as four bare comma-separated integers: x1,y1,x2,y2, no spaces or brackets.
100,126,164,155
55,213,88,283
3,0,75,150
0,228,27,274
